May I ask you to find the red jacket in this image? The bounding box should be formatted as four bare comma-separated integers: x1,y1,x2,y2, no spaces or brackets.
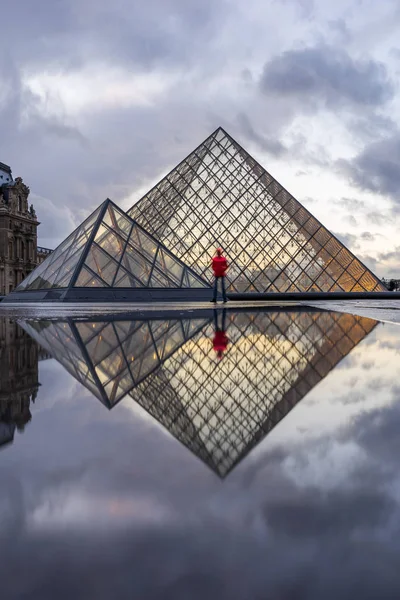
213,330,228,353
212,256,228,277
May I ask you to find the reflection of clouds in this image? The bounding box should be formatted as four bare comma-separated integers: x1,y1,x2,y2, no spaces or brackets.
37,359,88,412
29,490,172,531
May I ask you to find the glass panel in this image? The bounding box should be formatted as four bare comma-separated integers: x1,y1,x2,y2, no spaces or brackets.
121,244,152,285
75,266,106,287
104,369,134,404
134,228,159,261
114,267,144,288
94,225,125,259
86,324,118,365
149,267,174,288
155,248,184,285
84,244,119,286
52,247,85,286
103,205,132,240
186,270,207,288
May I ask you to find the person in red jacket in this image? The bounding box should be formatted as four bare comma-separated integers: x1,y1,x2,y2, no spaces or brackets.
213,309,229,360
211,247,228,303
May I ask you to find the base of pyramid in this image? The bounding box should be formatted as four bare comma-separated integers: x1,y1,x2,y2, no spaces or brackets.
2,287,216,303
228,291,399,301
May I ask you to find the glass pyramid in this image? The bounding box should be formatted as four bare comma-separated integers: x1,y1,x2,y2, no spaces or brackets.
15,199,210,292
128,127,385,293
19,310,377,476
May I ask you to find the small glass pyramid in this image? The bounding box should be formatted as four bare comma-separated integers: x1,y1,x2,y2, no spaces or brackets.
128,127,385,293
15,199,210,294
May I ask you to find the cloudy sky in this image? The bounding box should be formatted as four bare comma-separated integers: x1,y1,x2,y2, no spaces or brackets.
2,0,400,277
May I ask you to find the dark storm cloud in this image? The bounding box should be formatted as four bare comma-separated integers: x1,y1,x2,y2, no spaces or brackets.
2,0,222,70
260,45,393,109
339,133,400,201
340,388,400,469
349,113,395,142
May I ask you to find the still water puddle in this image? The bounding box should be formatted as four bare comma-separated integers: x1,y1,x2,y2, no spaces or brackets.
1,308,399,598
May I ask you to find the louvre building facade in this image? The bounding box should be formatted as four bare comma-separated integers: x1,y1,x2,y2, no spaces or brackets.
6,128,385,302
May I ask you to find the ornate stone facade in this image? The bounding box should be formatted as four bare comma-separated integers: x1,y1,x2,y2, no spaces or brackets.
0,319,40,448
0,164,51,295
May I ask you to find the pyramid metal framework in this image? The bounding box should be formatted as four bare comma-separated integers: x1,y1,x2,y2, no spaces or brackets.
13,199,210,302
128,127,385,293
19,310,377,476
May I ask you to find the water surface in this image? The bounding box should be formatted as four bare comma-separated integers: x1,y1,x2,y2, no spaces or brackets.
0,308,399,599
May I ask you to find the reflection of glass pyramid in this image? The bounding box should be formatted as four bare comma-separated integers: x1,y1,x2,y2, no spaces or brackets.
128,128,385,293
20,316,208,407
19,310,377,476
13,199,210,301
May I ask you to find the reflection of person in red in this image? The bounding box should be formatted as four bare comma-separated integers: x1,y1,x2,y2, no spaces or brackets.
211,248,228,303
213,309,229,360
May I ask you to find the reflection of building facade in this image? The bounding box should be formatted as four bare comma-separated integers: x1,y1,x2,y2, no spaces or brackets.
0,319,40,448
0,162,52,295
20,310,377,476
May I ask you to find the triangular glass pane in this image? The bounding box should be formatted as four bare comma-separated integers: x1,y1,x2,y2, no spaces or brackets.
130,346,160,383
102,205,132,240
75,267,106,287
186,271,208,288
135,228,159,261
104,369,134,404
94,224,125,259
85,324,118,365
155,249,183,285
52,247,85,287
120,244,152,285
114,268,144,288
84,244,119,286
149,267,173,288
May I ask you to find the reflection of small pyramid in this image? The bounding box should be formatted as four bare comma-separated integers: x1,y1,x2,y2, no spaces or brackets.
14,199,211,301
20,316,209,408
128,127,385,293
